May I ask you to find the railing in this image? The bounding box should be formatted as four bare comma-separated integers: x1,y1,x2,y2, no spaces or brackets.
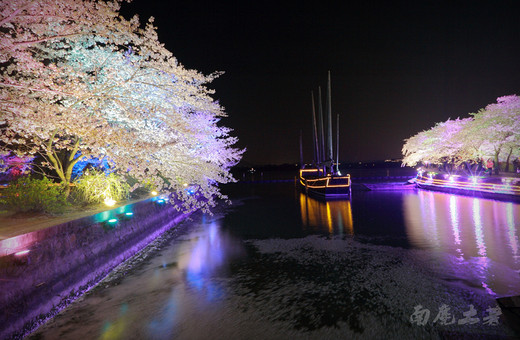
415,171,520,196
299,169,351,189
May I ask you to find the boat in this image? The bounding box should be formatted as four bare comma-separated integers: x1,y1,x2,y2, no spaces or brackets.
299,71,351,199
414,170,520,201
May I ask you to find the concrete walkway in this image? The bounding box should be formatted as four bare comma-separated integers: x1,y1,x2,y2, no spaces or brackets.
0,198,150,240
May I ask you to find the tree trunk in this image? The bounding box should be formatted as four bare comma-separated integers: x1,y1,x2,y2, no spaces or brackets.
494,149,500,175
45,136,83,198
504,147,513,172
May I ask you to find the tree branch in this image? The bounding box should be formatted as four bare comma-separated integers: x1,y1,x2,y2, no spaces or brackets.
0,82,73,96
12,32,84,48
0,0,37,28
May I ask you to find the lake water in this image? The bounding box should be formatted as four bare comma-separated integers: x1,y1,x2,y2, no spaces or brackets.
30,182,520,339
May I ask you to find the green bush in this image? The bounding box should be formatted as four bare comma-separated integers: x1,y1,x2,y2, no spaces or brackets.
125,175,161,198
72,170,130,205
0,176,68,214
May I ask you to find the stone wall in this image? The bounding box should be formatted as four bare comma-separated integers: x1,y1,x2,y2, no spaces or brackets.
0,197,190,339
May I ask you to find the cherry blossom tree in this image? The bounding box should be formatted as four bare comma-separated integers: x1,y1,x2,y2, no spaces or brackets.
401,129,436,167
402,118,470,168
0,0,243,211
470,95,520,173
402,95,519,174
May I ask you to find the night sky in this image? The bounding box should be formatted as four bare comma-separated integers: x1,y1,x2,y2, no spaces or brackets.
121,1,520,165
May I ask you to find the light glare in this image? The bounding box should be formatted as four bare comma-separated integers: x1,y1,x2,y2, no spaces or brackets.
104,197,116,206
14,250,30,256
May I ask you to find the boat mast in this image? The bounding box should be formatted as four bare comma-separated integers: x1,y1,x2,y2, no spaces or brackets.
299,129,303,169
326,71,334,174
311,91,320,167
336,113,340,174
317,86,326,173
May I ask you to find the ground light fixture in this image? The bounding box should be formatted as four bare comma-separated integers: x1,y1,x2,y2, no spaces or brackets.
119,212,134,220
103,218,118,228
104,197,116,206
14,250,30,256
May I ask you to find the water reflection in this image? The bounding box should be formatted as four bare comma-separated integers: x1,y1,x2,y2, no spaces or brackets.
403,190,520,296
146,216,244,339
299,193,354,235
179,218,243,297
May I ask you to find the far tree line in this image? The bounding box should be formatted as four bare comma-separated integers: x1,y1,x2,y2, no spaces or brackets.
402,95,520,175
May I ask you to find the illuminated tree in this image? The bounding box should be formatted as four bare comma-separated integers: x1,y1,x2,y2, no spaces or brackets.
402,95,520,174
0,0,243,211
449,117,486,164
470,95,520,173
402,118,470,168
402,129,435,167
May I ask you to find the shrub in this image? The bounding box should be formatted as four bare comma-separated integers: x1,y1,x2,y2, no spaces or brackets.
125,175,161,198
0,176,68,214
71,170,130,205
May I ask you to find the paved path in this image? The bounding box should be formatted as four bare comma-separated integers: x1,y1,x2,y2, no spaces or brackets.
0,198,149,240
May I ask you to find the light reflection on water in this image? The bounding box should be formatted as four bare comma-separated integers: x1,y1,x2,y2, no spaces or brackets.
180,221,228,300
299,193,354,235
145,217,244,339
28,184,520,339
293,186,520,296
403,190,520,296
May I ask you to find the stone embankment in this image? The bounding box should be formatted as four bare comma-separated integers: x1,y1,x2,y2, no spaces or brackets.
0,197,190,340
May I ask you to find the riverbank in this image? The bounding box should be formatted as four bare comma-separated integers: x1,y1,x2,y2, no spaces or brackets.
0,196,192,340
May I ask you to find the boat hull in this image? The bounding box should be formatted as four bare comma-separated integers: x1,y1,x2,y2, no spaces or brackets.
299,169,351,199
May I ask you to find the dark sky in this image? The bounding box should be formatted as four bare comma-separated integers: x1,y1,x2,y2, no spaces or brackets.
121,0,520,165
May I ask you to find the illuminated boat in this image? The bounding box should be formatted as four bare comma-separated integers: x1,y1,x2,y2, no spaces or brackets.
414,170,520,200
299,168,351,198
299,71,351,199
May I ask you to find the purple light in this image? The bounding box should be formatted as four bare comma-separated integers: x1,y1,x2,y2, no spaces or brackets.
0,233,39,257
